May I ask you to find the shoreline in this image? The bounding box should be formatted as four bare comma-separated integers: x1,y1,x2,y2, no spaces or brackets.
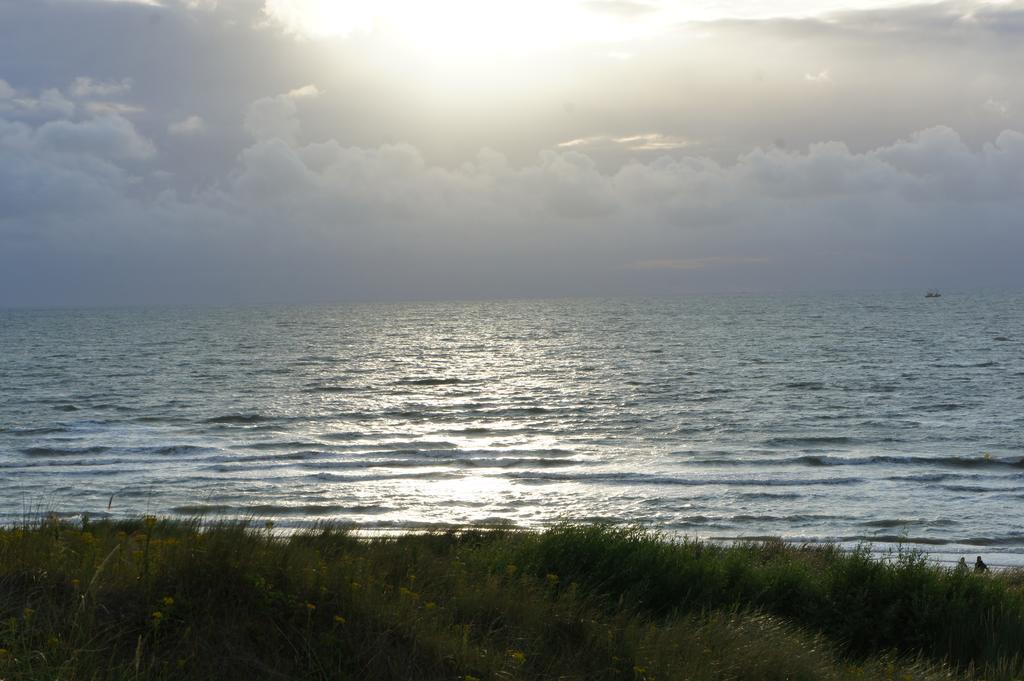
11,509,1024,570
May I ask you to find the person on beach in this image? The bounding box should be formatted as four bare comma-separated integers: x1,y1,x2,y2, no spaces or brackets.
957,557,968,573
975,556,989,573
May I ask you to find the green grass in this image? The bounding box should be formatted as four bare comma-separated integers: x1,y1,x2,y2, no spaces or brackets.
0,517,1021,680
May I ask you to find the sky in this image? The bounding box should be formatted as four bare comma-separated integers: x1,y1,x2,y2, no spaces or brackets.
1,0,1023,306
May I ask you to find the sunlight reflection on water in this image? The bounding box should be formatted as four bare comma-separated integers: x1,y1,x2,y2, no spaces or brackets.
2,292,1024,564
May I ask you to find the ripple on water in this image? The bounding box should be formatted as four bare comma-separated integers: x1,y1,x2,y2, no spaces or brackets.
4,295,1024,562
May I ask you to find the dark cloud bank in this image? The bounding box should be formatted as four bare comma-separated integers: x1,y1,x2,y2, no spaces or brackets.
1,0,1023,306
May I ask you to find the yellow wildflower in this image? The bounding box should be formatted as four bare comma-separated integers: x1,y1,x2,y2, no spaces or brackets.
0,648,9,658
424,601,436,610
505,564,518,576
546,573,559,585
162,596,174,607
151,611,163,621
305,602,316,611
334,615,346,624
508,649,526,665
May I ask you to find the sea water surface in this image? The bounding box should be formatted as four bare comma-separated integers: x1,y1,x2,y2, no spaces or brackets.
2,293,1023,564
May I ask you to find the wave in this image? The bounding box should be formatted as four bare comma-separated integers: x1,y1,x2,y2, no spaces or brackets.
227,451,324,464
204,414,272,424
454,457,584,469
240,440,327,450
498,406,554,415
309,470,464,483
902,455,1024,469
302,385,361,393
836,534,1024,547
764,436,855,447
148,445,214,456
6,426,69,436
783,381,826,390
293,457,429,470
735,491,801,500
171,503,394,516
2,456,142,469
838,534,954,546
22,445,111,457
684,453,1024,470
939,484,1002,493
730,513,843,523
443,427,494,436
505,471,861,487
12,465,136,477
865,454,1020,469
397,377,466,386
860,518,957,528
914,403,966,412
321,432,367,442
884,473,956,483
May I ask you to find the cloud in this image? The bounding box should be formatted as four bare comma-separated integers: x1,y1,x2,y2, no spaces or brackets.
262,0,378,39
4,0,1024,304
168,114,206,135
559,133,692,152
983,97,1011,116
287,84,321,98
0,114,154,231
86,101,145,115
70,76,133,98
614,134,692,151
5,87,1024,304
243,85,319,144
804,70,832,84
582,1,658,17
0,88,76,119
35,114,155,160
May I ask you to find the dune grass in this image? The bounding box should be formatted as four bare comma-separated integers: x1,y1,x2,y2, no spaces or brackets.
0,517,1021,680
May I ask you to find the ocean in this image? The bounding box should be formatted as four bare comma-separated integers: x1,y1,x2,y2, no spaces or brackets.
2,293,1023,565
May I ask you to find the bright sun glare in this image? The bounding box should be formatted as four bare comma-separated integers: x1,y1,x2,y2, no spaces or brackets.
265,0,993,54
263,0,661,54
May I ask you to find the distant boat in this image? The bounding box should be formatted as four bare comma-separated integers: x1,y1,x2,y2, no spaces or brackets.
925,290,941,298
